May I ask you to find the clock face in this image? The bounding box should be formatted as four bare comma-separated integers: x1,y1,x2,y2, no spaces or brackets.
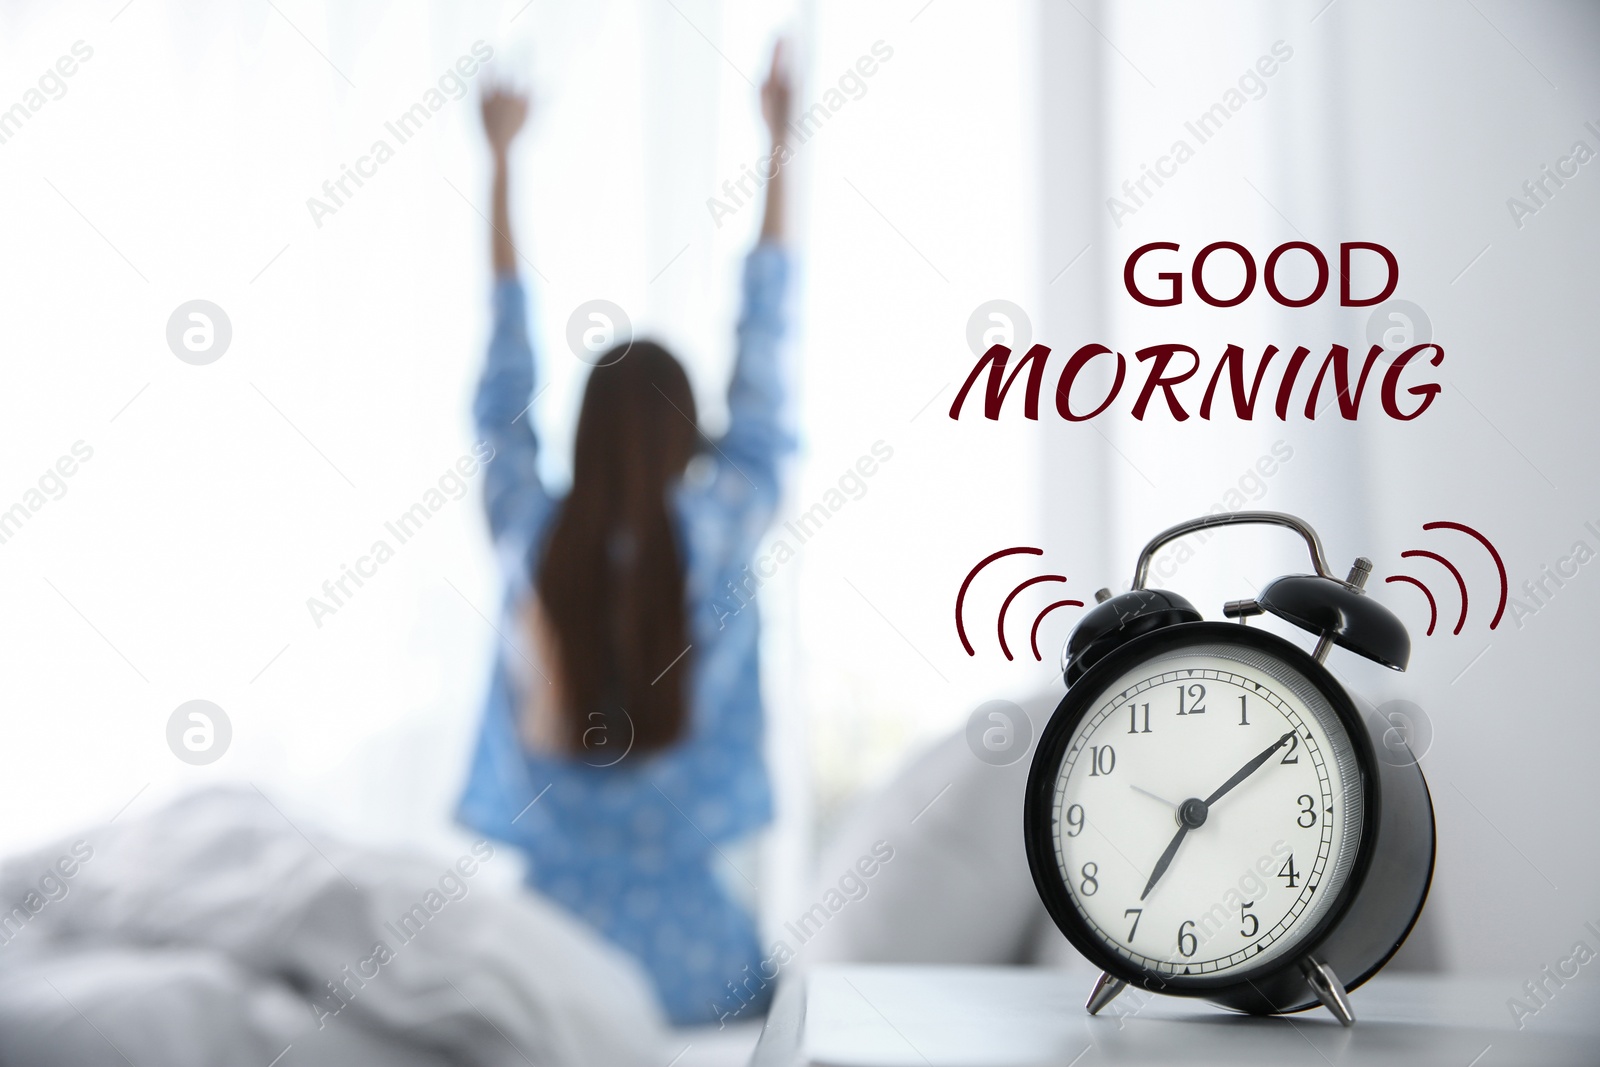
1045,637,1365,982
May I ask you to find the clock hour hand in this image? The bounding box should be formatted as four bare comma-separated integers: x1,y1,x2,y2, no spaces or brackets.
1139,792,1213,900
1204,731,1297,807
1139,823,1189,901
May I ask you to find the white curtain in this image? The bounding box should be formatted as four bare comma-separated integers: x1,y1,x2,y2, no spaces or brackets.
0,0,1040,935
0,0,793,876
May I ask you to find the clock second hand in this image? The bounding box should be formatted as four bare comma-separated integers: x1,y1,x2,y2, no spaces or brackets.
1138,731,1298,902
1129,784,1179,809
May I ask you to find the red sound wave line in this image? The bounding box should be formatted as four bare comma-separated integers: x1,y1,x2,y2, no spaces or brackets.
1384,575,1438,637
1401,550,1468,635
956,546,1042,656
1030,599,1086,662
1424,521,1507,629
997,575,1067,661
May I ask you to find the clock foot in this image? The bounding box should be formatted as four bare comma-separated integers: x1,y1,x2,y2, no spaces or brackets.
1084,971,1127,1016
1301,957,1356,1027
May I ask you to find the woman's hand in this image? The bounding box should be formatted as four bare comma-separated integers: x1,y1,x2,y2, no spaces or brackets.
761,41,793,150
482,87,529,160
482,87,529,276
759,41,793,243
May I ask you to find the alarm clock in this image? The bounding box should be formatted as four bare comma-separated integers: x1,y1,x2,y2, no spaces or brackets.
1023,511,1434,1026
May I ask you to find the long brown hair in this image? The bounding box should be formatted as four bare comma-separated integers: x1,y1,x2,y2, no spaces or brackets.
535,341,698,756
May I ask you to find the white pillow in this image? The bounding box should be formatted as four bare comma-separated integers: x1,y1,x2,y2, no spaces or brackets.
795,691,1087,970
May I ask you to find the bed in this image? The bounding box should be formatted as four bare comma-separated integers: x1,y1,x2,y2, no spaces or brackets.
0,787,761,1067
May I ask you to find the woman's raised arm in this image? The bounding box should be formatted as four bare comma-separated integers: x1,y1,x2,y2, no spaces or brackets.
715,44,798,529
474,88,554,554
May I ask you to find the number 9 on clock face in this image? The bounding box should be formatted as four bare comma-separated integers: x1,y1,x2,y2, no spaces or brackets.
1047,638,1365,982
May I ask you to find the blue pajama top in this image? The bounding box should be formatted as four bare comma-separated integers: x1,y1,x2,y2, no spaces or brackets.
457,245,793,1025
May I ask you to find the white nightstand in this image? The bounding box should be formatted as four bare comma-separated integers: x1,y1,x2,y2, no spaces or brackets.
748,965,1599,1066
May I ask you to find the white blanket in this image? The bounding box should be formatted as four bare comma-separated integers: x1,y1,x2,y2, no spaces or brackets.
0,787,670,1067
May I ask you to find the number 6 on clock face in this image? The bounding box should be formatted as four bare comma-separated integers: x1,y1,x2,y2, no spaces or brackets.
1044,638,1364,981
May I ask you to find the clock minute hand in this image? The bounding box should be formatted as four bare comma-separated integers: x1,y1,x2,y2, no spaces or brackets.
1139,732,1296,903
1204,731,1297,807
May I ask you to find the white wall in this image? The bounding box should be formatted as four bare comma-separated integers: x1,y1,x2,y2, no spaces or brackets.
1036,0,1600,974
1333,0,1600,973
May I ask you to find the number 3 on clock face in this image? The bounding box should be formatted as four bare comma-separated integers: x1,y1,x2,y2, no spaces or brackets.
1050,642,1364,981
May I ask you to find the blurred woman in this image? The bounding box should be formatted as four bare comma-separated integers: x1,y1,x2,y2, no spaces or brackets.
457,47,796,1025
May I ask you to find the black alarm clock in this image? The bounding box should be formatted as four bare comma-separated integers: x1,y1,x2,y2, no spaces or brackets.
1023,511,1434,1026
